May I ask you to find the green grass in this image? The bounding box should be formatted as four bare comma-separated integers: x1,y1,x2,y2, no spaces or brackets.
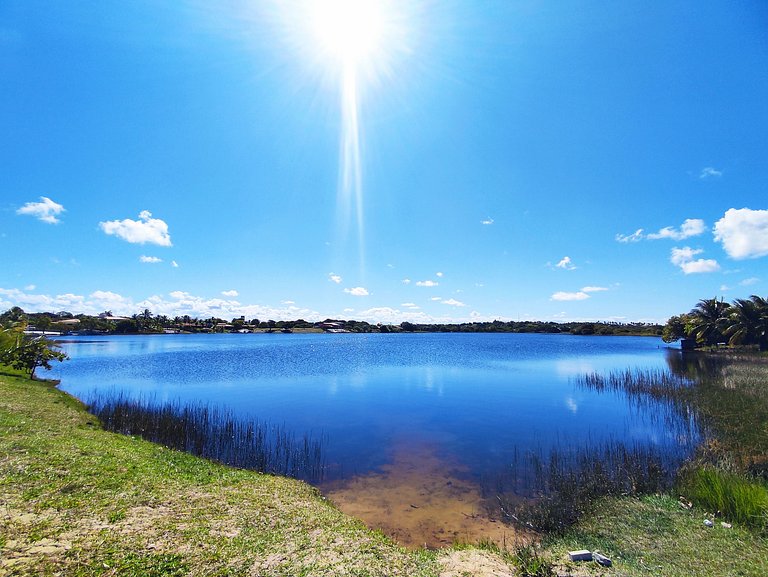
546,494,768,577
677,466,768,532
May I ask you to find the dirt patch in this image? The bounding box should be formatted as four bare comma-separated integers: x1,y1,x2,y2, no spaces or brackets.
322,440,518,549
438,549,515,577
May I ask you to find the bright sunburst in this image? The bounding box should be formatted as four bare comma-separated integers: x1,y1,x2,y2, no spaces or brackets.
310,0,385,67
274,0,415,274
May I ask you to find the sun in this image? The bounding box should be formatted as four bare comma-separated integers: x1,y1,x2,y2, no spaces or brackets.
310,0,386,68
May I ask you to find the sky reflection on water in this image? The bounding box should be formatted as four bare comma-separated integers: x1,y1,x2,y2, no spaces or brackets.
52,333,689,482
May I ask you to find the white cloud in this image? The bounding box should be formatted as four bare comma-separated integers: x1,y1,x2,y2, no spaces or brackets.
329,273,342,284
556,256,576,270
402,278,411,284
582,286,608,293
436,272,444,277
616,229,644,243
416,280,439,287
442,298,466,307
401,302,419,309
430,296,442,301
700,167,723,179
221,290,239,297
740,277,759,286
670,247,720,274
344,287,369,296
99,210,172,246
140,255,163,264
551,291,590,301
481,217,494,225
713,208,768,259
171,260,179,268
24,284,36,291
646,219,706,241
16,196,65,224
282,300,295,305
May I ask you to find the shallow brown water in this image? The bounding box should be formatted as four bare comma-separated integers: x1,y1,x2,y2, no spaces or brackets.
321,440,518,549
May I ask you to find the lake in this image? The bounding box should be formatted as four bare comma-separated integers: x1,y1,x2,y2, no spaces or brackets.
51,332,694,546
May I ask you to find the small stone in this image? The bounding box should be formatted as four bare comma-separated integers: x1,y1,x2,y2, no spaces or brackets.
721,522,732,529
568,549,592,562
592,552,612,567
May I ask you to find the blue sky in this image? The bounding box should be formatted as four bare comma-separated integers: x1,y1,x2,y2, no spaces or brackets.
2,0,767,324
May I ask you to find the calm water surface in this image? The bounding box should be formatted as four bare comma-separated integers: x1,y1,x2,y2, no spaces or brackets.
52,333,691,545
52,332,687,477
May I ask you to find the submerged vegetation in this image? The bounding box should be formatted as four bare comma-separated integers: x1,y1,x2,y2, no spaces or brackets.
495,441,684,534
88,395,326,483
496,352,768,540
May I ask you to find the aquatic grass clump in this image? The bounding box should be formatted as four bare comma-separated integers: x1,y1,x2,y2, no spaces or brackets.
677,465,768,532
577,367,694,399
88,393,325,482
497,441,681,534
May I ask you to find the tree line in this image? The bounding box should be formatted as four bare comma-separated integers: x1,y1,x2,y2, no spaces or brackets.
662,295,768,351
1,306,662,337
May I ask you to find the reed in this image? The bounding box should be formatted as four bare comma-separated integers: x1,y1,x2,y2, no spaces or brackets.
88,393,325,482
494,440,681,534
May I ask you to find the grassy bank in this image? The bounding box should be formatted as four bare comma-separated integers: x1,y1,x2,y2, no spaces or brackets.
0,371,440,576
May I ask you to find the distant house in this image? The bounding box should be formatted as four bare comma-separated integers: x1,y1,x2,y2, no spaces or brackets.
316,321,348,333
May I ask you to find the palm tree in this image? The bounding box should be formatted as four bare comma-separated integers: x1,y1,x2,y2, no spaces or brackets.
689,297,731,346
722,295,768,350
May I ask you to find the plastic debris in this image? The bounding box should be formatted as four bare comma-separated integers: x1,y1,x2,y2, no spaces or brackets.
568,550,593,562
592,552,612,567
721,522,732,529
704,519,714,527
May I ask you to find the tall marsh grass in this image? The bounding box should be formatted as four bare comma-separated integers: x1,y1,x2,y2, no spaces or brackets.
677,466,768,533
88,394,325,482
494,441,682,533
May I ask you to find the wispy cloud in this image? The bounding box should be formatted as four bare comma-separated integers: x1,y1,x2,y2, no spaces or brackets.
556,256,576,270
401,302,419,309
481,217,494,225
740,277,759,286
416,280,438,287
402,278,411,285
550,285,608,301
551,291,590,301
139,255,162,264
616,229,644,243
328,273,342,284
221,290,239,297
699,167,723,179
99,210,172,246
670,247,720,274
171,260,179,268
441,298,466,307
646,219,706,240
714,208,768,260
436,272,444,278
617,219,706,243
344,287,369,296
16,196,65,224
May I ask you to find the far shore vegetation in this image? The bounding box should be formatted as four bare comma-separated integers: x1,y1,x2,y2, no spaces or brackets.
2,305,662,337
1,299,767,575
